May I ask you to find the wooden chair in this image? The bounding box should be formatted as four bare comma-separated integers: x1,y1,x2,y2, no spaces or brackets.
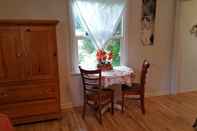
121,60,150,114
79,66,114,124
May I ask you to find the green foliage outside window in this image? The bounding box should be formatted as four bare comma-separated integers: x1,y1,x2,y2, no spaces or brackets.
82,38,95,54
105,39,120,66
78,39,120,67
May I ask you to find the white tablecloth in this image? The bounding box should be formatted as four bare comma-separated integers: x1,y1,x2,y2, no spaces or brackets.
101,66,135,87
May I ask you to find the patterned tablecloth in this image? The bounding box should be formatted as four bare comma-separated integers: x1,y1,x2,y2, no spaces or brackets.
101,66,135,88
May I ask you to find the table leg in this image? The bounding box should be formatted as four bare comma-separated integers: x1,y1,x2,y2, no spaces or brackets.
101,85,123,114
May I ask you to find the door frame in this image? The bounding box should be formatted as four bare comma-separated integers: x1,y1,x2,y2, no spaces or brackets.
170,0,182,94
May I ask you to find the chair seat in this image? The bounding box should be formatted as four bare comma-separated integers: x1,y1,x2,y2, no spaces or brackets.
121,60,150,114
122,83,141,92
87,88,113,104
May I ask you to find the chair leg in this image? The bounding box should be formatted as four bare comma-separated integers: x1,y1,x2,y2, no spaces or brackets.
122,93,125,113
111,93,114,115
98,107,102,124
140,94,145,114
82,98,87,119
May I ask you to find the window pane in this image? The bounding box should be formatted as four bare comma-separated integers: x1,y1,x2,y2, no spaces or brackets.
113,20,122,36
105,39,121,66
74,10,122,37
74,8,88,36
78,39,97,67
74,9,122,68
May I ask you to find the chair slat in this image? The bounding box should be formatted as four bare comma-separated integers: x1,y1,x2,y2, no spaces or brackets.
79,66,114,124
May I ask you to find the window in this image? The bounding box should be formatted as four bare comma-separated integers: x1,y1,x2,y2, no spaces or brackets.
73,4,124,69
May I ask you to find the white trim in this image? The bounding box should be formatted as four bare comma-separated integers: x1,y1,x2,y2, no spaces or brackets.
121,3,128,66
170,0,182,94
70,71,80,76
61,102,73,110
177,88,197,94
68,0,79,73
76,35,123,41
145,90,171,97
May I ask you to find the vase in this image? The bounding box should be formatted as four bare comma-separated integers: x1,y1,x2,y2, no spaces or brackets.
97,63,113,71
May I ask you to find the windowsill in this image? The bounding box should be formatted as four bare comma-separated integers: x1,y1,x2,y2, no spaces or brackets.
70,71,80,76
70,64,129,76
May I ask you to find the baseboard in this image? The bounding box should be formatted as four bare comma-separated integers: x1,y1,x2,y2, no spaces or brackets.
61,102,73,110
13,113,61,125
145,89,170,97
177,88,197,93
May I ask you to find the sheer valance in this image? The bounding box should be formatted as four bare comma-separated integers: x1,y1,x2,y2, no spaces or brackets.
73,0,126,49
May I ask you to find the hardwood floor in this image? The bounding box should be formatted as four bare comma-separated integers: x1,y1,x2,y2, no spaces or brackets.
15,92,197,131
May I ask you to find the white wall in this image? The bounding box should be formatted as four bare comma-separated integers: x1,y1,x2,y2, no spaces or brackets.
0,0,176,108
126,0,176,96
176,0,197,92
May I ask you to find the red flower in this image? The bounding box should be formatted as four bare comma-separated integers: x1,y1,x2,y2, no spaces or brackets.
96,49,103,61
96,49,112,62
107,51,113,60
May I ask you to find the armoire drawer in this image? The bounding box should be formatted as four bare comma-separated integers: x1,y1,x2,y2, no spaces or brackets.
0,99,59,119
0,84,57,104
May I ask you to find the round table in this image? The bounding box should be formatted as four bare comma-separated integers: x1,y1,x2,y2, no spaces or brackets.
101,66,135,88
101,66,135,111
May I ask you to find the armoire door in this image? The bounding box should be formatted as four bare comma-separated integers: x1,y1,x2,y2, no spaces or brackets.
22,26,58,80
0,26,25,82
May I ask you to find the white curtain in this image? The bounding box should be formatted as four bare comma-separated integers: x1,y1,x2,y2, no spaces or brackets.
74,0,126,49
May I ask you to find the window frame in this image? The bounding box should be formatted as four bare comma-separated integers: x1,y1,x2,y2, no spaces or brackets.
71,13,126,73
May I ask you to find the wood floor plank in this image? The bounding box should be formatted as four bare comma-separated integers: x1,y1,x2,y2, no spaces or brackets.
15,92,197,131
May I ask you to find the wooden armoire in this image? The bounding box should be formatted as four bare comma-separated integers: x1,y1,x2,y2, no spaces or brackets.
0,20,61,125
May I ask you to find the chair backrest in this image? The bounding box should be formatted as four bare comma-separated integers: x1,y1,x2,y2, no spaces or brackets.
79,66,102,94
140,60,150,88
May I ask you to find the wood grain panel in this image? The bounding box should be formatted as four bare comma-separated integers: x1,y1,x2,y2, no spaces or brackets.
0,19,59,25
0,99,59,119
0,26,25,82
22,26,57,80
0,84,57,104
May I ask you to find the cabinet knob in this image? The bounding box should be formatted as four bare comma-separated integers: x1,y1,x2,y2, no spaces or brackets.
0,92,8,97
16,53,22,57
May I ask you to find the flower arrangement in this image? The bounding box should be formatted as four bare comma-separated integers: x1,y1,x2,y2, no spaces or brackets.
96,49,113,71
